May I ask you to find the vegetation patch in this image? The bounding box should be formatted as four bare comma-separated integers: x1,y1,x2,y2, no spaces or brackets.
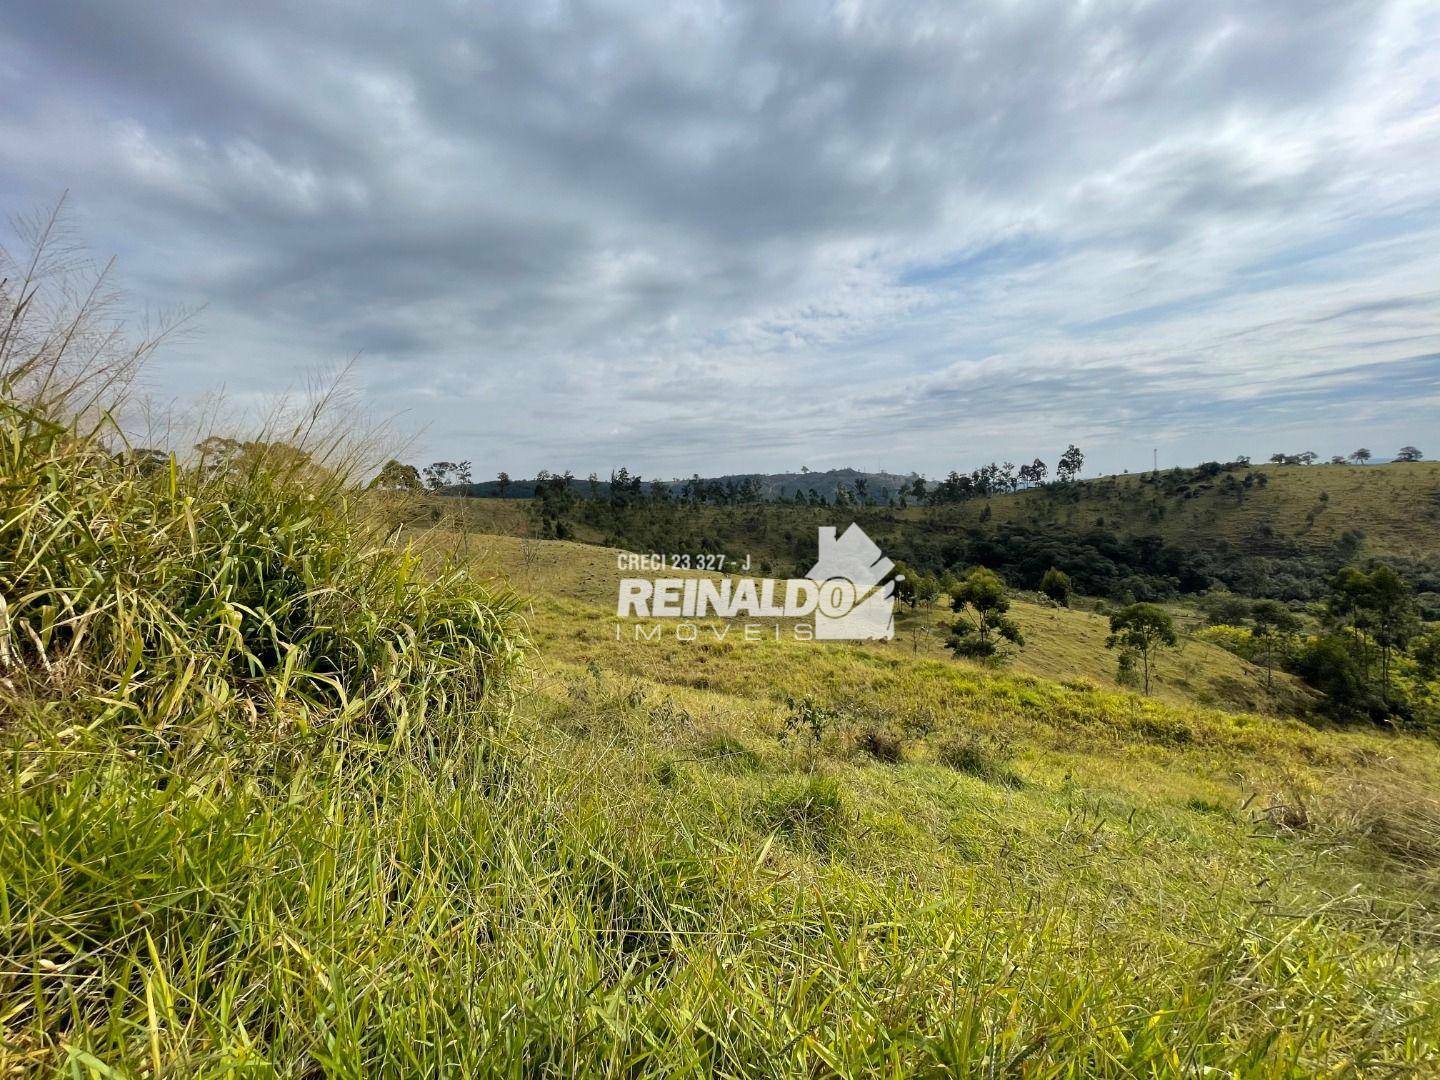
754,776,849,850
933,729,1023,786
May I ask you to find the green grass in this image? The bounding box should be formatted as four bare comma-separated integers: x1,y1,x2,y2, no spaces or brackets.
0,399,523,745
5,407,1440,1074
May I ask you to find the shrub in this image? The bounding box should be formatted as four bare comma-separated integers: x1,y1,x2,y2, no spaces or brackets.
1040,566,1072,606
934,730,1021,786
1196,624,1259,661
755,776,847,849
0,395,525,746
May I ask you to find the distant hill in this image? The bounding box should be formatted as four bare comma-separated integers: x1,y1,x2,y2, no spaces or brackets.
454,466,918,502
919,460,1440,560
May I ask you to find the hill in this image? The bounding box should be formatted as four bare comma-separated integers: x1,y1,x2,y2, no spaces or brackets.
922,460,1440,560
454,531,1313,717
448,460,1440,566
456,466,917,502
432,459,1440,619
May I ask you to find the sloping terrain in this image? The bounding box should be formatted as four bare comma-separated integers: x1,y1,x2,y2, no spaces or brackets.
460,532,1313,716
922,461,1440,559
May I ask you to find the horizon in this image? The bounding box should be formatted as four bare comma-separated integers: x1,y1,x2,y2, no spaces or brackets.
2,2,1438,476
445,451,1432,491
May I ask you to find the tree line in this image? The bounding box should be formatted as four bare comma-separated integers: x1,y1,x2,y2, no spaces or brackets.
1270,445,1423,466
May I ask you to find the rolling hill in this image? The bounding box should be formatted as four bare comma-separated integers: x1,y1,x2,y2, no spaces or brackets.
920,460,1440,560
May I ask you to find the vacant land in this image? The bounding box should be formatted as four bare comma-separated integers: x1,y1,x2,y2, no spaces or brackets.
6,435,1439,1075
462,532,1313,716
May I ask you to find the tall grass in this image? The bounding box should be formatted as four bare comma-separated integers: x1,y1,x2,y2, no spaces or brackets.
1,206,523,751
1,399,523,745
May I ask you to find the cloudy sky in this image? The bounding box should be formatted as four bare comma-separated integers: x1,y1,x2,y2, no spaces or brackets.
2,0,1437,479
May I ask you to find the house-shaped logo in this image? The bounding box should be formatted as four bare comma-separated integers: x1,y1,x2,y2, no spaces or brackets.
807,524,895,640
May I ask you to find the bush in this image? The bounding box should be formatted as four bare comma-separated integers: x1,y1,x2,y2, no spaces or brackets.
1196,624,1259,661
0,396,525,746
1040,566,1072,606
934,730,1021,786
1292,635,1375,719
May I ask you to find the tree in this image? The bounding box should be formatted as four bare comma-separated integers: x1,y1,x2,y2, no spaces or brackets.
195,435,244,474
1056,444,1084,484
1329,455,1346,465
370,459,422,493
496,471,511,498
891,562,924,610
1349,448,1371,464
946,568,1024,661
1249,600,1300,692
1326,563,1418,705
1294,636,1371,717
1039,567,1072,607
1365,565,1418,702
1105,603,1176,694
423,461,458,492
1395,446,1422,462
1412,628,1440,680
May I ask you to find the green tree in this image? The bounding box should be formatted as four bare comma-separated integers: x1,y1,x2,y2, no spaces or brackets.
370,459,423,493
947,568,1024,661
1056,443,1084,484
1396,445,1422,462
1349,448,1371,464
1327,564,1418,703
1294,635,1371,717
1366,566,1418,701
1106,603,1177,694
1249,599,1300,692
892,562,920,610
1039,567,1071,606
422,461,457,492
496,471,511,498
1411,628,1440,680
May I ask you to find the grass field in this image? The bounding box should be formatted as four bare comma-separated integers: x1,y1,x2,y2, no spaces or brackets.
6,454,1440,1074
459,532,1314,717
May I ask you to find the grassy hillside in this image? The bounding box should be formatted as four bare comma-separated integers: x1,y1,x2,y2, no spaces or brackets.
921,461,1440,559
432,461,1440,620
461,532,1313,717
5,413,1440,1074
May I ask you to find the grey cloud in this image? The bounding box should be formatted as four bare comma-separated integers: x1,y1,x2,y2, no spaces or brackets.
1,0,1436,478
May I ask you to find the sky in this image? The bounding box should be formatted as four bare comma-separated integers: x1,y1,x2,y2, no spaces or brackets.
2,0,1437,480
